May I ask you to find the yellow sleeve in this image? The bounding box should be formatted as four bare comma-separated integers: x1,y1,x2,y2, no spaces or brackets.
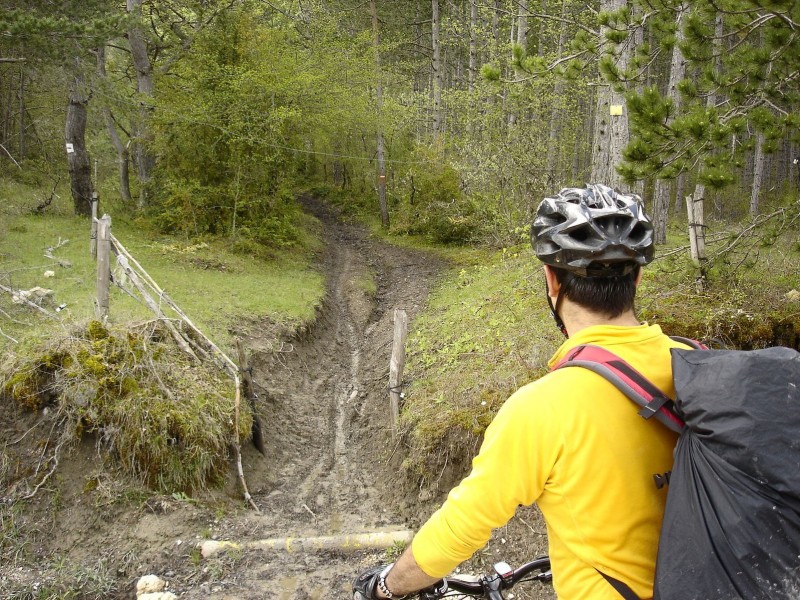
411,385,562,577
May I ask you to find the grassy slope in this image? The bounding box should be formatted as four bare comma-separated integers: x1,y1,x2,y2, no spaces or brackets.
0,180,324,354
398,216,800,485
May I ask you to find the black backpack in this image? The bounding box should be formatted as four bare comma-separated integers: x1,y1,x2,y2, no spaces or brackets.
554,340,800,600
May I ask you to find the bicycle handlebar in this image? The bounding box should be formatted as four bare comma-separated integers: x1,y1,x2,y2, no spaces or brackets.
416,556,552,599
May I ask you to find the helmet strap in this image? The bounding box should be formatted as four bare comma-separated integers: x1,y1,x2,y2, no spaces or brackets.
544,273,568,337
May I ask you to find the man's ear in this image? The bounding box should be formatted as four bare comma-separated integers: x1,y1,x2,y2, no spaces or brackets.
634,267,643,287
543,265,560,300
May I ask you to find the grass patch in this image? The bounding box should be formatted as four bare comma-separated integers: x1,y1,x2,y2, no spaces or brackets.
399,213,800,488
0,181,325,354
0,555,118,600
400,246,563,482
355,270,377,297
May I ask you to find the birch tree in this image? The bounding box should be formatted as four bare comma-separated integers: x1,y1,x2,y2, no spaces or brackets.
431,0,443,137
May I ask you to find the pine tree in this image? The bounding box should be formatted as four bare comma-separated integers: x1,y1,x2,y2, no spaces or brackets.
620,0,800,205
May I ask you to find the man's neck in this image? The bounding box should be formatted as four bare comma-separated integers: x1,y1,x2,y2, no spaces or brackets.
560,300,641,337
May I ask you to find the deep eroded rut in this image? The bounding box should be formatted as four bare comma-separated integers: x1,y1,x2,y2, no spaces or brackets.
185,198,444,599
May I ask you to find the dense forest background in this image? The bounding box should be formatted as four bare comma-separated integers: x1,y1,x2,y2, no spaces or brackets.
1,0,798,255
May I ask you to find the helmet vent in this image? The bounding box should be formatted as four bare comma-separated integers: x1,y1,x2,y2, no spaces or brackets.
569,227,590,242
630,223,648,243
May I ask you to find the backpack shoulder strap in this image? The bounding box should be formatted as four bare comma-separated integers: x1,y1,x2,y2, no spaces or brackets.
668,335,707,350
552,345,685,434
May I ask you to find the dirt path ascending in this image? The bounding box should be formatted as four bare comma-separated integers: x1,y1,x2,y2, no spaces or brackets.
181,198,444,599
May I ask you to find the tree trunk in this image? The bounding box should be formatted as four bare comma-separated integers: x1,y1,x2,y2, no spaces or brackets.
65,70,93,216
517,1,528,50
17,66,24,159
492,0,500,59
673,172,687,214
370,0,389,229
96,47,133,204
547,2,568,183
431,0,443,137
687,11,721,287
590,0,631,187
468,0,477,90
686,192,707,293
652,3,687,243
127,0,155,207
750,131,765,216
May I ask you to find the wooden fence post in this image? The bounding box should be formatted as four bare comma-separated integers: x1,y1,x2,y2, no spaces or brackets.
389,308,408,434
686,194,707,293
90,192,99,257
95,214,111,319
236,339,266,456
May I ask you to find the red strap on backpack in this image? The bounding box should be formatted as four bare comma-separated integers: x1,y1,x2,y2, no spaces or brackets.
551,336,704,434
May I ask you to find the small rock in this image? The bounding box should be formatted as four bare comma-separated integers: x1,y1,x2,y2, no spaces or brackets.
136,574,166,595
138,594,178,600
43,270,55,278
785,289,800,303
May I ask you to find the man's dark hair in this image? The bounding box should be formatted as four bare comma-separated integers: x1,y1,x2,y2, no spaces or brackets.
553,266,639,319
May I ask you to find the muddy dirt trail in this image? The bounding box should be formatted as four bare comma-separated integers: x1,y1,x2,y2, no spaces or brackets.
1,197,553,600
180,198,445,599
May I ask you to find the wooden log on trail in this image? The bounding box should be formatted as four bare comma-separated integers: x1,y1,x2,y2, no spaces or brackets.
95,214,111,319
200,529,415,558
389,308,408,434
236,339,266,456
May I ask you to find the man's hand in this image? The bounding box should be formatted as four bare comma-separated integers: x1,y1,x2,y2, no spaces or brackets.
353,564,390,599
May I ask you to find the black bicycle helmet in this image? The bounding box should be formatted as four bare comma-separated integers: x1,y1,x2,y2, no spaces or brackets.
531,183,654,277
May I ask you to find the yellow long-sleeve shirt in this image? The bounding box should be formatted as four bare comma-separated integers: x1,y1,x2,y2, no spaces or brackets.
412,324,689,599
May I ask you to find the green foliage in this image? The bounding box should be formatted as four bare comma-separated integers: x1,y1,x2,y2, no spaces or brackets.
480,64,502,81
0,3,124,63
391,146,478,245
618,0,800,187
150,8,317,246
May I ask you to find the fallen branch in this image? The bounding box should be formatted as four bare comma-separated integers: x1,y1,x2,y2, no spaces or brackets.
0,327,18,343
234,378,260,512
0,306,30,325
200,529,415,558
0,283,59,319
711,202,800,261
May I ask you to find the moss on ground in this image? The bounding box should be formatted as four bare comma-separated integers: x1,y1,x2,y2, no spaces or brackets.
1,320,250,494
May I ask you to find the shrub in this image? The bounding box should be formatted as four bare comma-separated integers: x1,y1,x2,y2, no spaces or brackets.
392,146,478,244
